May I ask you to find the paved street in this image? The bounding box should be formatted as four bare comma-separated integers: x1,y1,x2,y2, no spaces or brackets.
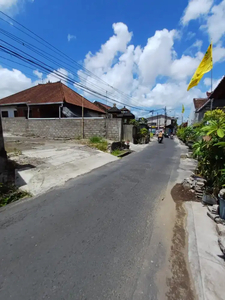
0,139,180,300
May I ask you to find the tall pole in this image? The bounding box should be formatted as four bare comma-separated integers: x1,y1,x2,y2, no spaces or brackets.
164,106,167,133
82,96,84,139
211,68,213,93
157,113,158,130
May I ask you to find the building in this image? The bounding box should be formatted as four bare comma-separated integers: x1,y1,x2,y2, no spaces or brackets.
0,82,105,119
93,101,112,112
189,76,225,124
108,104,135,123
147,114,173,129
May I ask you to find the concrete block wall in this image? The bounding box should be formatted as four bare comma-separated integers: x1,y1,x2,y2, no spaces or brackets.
106,118,122,141
0,117,7,182
2,118,28,135
2,118,122,141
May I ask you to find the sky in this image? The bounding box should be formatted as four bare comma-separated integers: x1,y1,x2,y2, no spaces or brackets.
0,0,225,121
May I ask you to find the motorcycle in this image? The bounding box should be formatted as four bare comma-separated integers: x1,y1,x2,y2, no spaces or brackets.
158,137,163,143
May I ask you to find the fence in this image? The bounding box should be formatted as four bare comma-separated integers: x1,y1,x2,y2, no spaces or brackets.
2,117,122,141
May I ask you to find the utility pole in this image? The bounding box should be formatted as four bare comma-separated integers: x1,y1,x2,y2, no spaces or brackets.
164,106,167,133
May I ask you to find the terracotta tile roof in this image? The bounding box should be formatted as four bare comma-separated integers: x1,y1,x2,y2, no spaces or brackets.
193,98,208,110
94,101,112,111
0,82,105,113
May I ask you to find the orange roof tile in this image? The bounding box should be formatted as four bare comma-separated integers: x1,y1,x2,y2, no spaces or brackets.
0,82,105,114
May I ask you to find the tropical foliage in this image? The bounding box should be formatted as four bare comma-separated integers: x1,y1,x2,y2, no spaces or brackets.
177,109,225,194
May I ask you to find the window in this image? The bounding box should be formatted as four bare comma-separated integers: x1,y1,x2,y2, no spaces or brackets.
2,111,9,118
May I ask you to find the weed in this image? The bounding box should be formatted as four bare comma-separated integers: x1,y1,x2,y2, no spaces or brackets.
89,136,108,152
89,136,103,143
0,183,31,207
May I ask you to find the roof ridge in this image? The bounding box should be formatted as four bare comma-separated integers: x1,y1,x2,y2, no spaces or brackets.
58,81,66,101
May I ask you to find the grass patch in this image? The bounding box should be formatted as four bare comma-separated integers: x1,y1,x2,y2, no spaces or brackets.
111,149,127,157
89,136,108,152
0,184,31,207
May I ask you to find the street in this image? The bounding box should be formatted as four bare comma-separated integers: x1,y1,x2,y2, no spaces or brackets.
0,139,181,300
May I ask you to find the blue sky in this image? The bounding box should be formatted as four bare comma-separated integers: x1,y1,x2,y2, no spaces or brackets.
0,0,225,122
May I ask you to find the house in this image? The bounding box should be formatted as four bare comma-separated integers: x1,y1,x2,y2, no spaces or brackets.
108,104,135,123
189,97,208,124
147,114,173,129
94,101,112,112
0,82,105,118
190,76,225,124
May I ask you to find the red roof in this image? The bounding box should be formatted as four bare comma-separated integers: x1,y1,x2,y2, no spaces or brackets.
0,82,105,113
193,98,208,110
94,101,111,111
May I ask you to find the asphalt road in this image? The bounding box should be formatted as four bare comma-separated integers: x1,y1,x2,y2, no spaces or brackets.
0,138,180,300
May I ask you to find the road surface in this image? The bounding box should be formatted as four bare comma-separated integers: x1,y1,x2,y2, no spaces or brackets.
0,138,180,300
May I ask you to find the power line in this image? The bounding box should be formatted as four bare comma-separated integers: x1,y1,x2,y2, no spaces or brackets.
0,43,150,111
0,11,144,107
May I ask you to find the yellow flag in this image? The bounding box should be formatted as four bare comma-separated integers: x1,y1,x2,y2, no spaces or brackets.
182,104,185,114
187,43,213,91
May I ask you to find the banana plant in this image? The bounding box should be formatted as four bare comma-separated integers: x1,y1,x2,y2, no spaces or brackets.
201,117,225,138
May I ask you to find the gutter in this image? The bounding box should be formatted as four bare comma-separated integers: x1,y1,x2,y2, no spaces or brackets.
0,102,27,106
28,102,63,106
0,102,63,106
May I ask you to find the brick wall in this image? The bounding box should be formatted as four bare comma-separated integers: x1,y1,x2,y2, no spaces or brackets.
2,118,122,141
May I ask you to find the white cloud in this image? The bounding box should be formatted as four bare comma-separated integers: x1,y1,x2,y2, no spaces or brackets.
138,29,177,85
204,0,225,43
213,43,225,63
84,23,132,75
67,34,76,42
0,66,32,99
0,0,18,11
42,68,69,84
78,22,206,110
33,70,43,79
0,67,69,99
204,76,223,89
0,0,34,14
192,39,203,50
186,31,196,40
181,0,213,25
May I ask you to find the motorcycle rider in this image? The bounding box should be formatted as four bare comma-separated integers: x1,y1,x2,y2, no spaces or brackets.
158,130,163,142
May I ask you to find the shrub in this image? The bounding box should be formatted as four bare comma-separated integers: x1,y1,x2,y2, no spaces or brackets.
140,128,149,137
89,136,108,152
89,136,103,143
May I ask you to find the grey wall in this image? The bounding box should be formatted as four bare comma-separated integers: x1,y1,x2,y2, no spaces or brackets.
2,118,122,141
0,116,7,182
123,125,134,142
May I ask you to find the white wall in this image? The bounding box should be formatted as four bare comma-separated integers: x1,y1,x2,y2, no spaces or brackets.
0,106,17,118
148,116,171,127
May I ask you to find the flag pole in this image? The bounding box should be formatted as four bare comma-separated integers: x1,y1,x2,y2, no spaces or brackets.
211,68,213,93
